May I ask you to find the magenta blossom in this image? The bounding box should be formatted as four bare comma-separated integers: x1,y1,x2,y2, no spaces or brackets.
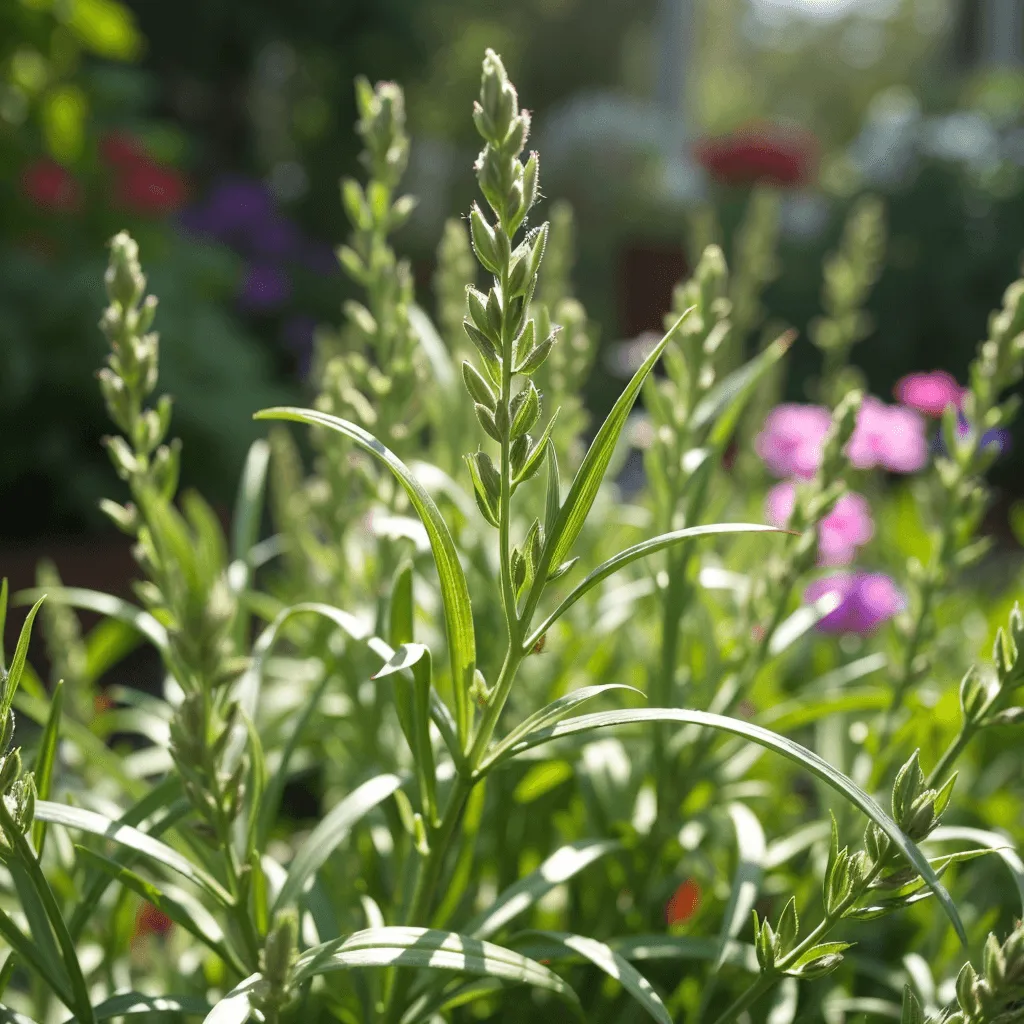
805,571,905,635
755,404,832,479
765,482,874,566
894,370,966,418
846,397,928,474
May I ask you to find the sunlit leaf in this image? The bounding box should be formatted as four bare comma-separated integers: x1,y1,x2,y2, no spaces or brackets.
273,775,403,913
255,408,476,745
491,707,966,944
467,840,619,940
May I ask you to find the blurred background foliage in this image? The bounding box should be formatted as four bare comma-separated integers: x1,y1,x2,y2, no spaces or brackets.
3,0,1024,541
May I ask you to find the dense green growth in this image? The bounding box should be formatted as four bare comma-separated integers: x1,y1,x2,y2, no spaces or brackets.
2,50,1024,1024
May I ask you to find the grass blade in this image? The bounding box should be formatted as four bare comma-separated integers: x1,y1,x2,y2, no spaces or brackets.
255,407,476,746
292,926,580,1008
31,680,63,855
14,588,167,653
483,686,642,773
2,597,45,719
525,524,781,647
35,800,232,907
714,803,766,971
543,309,692,573
492,706,966,944
526,932,671,1024
74,846,245,973
467,840,619,940
273,774,402,913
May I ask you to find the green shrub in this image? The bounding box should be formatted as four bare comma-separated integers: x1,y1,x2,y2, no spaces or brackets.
2,49,1024,1024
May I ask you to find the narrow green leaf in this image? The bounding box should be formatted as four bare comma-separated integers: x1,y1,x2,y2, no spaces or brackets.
493,707,966,944
74,846,245,973
410,303,457,392
232,438,271,566
544,309,692,571
35,800,232,907
202,975,261,1024
237,600,391,728
467,840,619,940
2,597,45,719
0,904,73,1008
0,801,95,1023
32,679,64,855
255,407,476,746
83,618,143,685
68,778,186,939
483,685,642,773
72,992,211,1022
273,774,402,913
714,803,766,971
8,860,67,1000
259,673,332,849
389,562,415,649
292,927,579,1008
530,932,671,1024
15,588,167,653
691,330,794,438
927,827,1024,913
524,524,781,647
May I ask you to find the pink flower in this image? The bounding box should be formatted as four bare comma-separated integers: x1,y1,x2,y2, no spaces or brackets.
754,404,832,479
894,370,966,418
805,571,905,635
846,397,927,474
765,482,874,566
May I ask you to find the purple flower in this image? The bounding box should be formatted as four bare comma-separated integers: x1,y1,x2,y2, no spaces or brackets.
805,571,905,635
755,404,832,479
765,482,874,567
894,370,966,418
936,414,1013,458
249,215,301,259
239,264,291,310
202,178,275,237
846,397,927,474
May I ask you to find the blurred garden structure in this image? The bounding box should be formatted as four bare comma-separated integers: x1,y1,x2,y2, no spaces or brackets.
4,0,1024,558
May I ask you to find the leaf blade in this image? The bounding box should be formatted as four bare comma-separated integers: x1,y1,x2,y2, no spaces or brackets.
254,407,476,745
493,707,965,943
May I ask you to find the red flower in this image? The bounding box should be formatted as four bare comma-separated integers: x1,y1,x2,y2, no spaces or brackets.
666,878,701,926
134,902,173,938
694,128,817,187
113,161,187,216
21,159,82,213
99,131,148,169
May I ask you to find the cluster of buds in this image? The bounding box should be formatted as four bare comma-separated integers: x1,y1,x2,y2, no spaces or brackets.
310,77,424,543
751,895,850,980
249,911,298,1018
463,50,557,537
949,922,1024,1023
888,750,955,843
810,196,886,405
0,709,35,848
959,604,1024,731
97,232,180,536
